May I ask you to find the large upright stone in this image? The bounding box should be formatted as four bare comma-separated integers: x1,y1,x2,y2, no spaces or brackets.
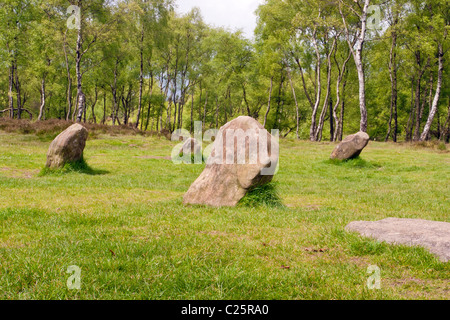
331,131,370,160
46,123,88,169
183,116,279,207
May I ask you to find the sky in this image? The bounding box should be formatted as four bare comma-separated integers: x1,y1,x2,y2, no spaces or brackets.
175,0,264,39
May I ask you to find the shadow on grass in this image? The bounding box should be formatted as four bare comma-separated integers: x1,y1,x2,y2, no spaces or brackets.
38,157,109,176
238,182,285,208
324,156,382,169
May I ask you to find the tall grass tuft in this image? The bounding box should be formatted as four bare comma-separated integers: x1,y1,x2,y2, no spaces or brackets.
238,181,284,208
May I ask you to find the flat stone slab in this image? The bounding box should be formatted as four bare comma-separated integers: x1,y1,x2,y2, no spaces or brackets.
346,218,450,262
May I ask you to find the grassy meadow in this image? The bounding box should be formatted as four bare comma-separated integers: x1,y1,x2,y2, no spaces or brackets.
0,129,449,300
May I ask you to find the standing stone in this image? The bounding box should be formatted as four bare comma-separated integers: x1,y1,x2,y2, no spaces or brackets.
46,123,88,169
183,116,279,207
331,131,370,160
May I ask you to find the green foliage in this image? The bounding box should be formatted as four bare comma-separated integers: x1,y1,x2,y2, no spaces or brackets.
0,0,449,141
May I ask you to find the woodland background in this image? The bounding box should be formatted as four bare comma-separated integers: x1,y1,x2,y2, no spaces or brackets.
0,0,449,142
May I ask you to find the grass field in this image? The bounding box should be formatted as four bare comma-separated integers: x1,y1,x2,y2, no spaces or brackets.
0,130,449,300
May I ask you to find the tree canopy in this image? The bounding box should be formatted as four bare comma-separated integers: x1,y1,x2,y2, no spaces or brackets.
0,0,449,142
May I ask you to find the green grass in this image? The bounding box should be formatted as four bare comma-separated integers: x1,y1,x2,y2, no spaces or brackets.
238,182,284,208
325,156,382,169
0,132,449,300
38,156,109,176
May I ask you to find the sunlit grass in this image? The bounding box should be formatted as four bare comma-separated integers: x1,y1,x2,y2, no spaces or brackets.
238,182,284,208
0,132,448,300
38,156,109,176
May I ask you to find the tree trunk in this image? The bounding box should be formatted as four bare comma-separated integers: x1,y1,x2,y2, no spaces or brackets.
179,102,184,130
90,85,98,123
145,72,154,131
355,4,369,133
190,90,194,134
441,98,450,142
339,68,348,141
83,97,87,123
413,75,425,141
111,61,119,125
316,35,337,141
385,26,398,142
412,54,429,141
63,31,73,121
310,28,321,141
163,65,171,130
102,91,106,124
38,76,46,121
288,69,300,140
333,47,352,141
412,77,424,141
406,76,416,141
420,43,444,141
173,94,178,131
274,73,284,130
340,0,370,133
329,97,334,142
215,96,220,129
263,77,273,128
420,73,434,135
197,85,203,122
14,61,23,119
243,85,251,117
136,29,144,129
355,53,367,132
177,98,184,129
8,65,14,118
172,52,179,131
75,19,86,123
202,91,208,131
293,55,314,111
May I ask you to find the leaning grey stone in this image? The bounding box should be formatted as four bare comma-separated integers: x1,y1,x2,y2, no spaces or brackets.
346,218,450,262
331,131,369,160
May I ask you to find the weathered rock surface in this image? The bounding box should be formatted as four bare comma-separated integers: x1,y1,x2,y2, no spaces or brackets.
46,123,88,169
331,131,370,160
183,116,279,207
346,218,450,262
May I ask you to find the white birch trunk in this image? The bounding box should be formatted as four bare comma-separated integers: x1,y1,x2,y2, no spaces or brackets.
420,44,444,141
